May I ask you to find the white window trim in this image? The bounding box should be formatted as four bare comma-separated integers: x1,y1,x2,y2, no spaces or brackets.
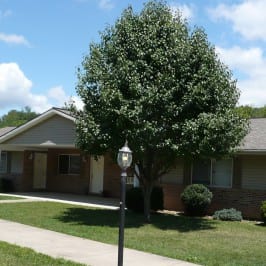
191,158,233,188
210,159,233,188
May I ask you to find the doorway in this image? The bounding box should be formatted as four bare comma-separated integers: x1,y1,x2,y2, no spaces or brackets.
33,152,47,189
90,156,104,194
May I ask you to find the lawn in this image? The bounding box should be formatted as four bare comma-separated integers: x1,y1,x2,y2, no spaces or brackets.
0,195,24,200
0,202,265,266
0,240,84,266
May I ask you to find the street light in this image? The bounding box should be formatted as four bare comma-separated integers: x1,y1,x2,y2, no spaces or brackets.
117,141,132,266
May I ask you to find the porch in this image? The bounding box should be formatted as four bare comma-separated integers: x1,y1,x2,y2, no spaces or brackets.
0,192,119,210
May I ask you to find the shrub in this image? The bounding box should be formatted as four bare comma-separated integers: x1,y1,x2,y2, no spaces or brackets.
0,178,14,192
126,186,164,213
261,201,266,224
150,186,164,211
126,187,144,212
181,184,212,216
213,208,242,221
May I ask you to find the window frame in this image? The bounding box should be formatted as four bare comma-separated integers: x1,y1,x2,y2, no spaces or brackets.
211,158,233,188
191,158,233,188
58,154,80,175
191,159,211,186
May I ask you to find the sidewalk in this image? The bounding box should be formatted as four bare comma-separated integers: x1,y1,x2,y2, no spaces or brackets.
0,192,119,209
0,219,198,266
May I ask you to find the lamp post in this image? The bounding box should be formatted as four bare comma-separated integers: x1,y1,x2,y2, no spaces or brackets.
117,141,132,266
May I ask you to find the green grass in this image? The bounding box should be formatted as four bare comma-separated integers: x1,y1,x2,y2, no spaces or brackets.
0,240,84,266
0,202,265,266
0,195,24,200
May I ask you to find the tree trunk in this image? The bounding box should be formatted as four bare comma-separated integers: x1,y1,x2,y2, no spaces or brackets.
143,184,153,223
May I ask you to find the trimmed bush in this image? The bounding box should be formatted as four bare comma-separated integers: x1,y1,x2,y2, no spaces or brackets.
126,187,144,212
125,186,164,213
213,208,242,221
150,186,164,211
181,184,212,216
0,178,14,193
261,201,266,224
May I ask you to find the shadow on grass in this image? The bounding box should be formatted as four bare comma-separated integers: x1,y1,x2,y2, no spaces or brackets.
255,222,266,227
56,207,216,232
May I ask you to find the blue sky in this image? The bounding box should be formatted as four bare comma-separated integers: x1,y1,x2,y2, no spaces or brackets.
1,0,266,116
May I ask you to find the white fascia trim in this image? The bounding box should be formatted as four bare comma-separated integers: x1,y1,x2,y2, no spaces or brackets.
0,108,75,143
237,149,266,155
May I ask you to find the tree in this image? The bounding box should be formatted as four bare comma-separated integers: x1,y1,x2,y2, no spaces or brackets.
0,106,38,128
72,1,249,222
237,105,266,118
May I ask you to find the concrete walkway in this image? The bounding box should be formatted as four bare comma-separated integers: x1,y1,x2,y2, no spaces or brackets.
0,219,198,266
0,192,120,209
0,193,199,266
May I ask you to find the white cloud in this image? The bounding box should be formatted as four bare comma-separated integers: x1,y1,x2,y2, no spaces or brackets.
209,0,266,41
0,9,12,19
0,33,30,46
170,3,194,20
99,0,114,10
70,96,84,110
47,85,84,110
216,46,266,106
0,63,82,115
48,86,69,103
0,63,50,112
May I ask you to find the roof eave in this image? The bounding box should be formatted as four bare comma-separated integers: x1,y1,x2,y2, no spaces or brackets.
237,149,266,155
0,108,75,143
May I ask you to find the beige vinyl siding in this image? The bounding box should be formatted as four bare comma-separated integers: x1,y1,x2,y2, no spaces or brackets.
242,156,266,190
5,115,75,145
10,151,23,174
161,159,184,184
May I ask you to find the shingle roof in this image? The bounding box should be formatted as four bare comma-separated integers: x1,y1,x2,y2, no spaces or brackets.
0,127,16,137
239,118,266,151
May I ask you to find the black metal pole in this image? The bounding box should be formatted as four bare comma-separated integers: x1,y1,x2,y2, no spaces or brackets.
118,169,127,266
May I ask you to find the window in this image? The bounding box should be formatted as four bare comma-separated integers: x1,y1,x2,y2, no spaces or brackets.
192,159,232,188
58,155,80,175
192,159,211,185
0,152,7,173
212,159,232,187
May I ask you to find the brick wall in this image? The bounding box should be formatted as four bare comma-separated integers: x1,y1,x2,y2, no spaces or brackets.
209,187,265,219
161,156,266,220
21,150,34,191
103,154,121,197
161,184,265,219
46,148,90,194
162,184,185,211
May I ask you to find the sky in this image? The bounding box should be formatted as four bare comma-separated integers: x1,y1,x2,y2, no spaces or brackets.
1,0,266,116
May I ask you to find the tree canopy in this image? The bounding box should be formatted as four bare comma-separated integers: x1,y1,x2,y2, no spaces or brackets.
73,1,249,221
237,105,266,118
0,107,38,128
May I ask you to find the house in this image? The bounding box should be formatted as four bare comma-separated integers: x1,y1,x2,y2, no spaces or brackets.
0,108,121,196
0,107,265,219
161,118,266,219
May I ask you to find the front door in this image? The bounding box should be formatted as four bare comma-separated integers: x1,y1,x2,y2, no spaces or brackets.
90,156,104,194
33,152,47,189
